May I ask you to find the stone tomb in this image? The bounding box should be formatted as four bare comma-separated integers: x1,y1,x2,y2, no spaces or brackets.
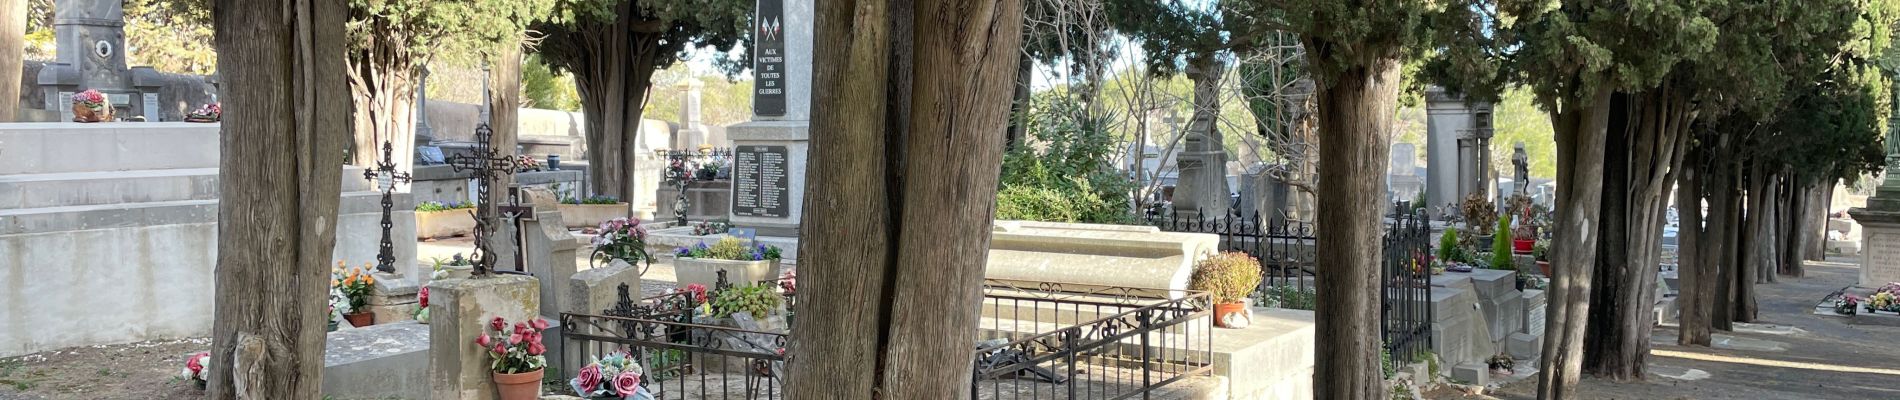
0,122,414,358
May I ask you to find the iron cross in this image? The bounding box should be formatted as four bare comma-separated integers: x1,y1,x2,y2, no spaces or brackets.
447,124,521,276
363,140,413,274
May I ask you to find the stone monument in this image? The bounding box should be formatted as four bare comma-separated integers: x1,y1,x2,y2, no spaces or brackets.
1425,86,1496,214
726,0,812,237
1847,132,1900,287
36,0,165,121
1511,142,1529,196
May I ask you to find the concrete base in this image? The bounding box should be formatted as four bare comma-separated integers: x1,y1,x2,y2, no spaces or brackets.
1505,332,1541,360
1847,208,1900,287
368,273,421,325
1450,363,1490,386
323,321,431,400
427,275,541,400
1211,308,1315,400
647,227,803,264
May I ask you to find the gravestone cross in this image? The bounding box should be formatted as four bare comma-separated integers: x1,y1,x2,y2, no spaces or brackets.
363,140,413,274
447,124,521,276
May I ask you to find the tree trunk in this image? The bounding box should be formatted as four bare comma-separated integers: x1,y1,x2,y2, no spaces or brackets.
0,0,22,122
1307,56,1403,399
539,6,661,201
1584,88,1690,380
1537,85,1613,400
345,25,418,170
787,0,1024,398
1806,182,1830,261
1678,150,1711,346
1710,163,1738,330
1744,162,1775,286
207,0,348,397
1005,51,1031,151
1781,177,1811,275
488,42,523,206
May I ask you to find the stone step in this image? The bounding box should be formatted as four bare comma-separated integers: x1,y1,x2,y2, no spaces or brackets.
0,168,219,209
0,199,219,235
0,122,220,174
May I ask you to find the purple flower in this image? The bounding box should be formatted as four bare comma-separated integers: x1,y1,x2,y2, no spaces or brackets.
696,243,710,250
676,248,691,257
752,253,763,261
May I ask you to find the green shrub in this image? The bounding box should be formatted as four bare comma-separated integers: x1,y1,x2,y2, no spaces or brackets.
1255,284,1316,310
1491,213,1515,270
995,185,1081,222
1189,252,1263,304
416,201,475,212
1436,229,1463,263
994,96,1134,224
711,284,783,319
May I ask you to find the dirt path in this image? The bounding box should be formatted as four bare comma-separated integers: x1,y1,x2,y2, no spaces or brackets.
0,338,210,400
1434,257,1900,400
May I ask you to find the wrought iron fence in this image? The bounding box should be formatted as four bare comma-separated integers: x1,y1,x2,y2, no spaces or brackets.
560,279,1211,400
1381,205,1434,366
974,280,1216,400
1145,208,1318,292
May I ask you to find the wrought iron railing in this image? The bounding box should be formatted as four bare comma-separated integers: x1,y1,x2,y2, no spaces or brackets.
1382,205,1434,366
560,279,1212,400
1146,208,1317,292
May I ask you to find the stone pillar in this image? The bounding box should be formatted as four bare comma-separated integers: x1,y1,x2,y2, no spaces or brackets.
416,66,435,146
1425,86,1496,214
520,189,580,319
427,275,540,400
561,260,643,375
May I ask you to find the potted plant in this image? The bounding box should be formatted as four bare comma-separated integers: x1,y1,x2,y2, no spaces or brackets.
72,89,111,122
430,253,475,280
712,283,787,320
674,237,783,288
1836,294,1860,315
560,195,630,229
1189,252,1263,329
1487,353,1516,375
1491,213,1518,273
415,201,478,239
473,317,549,400
178,351,212,390
570,351,653,400
590,217,652,269
184,103,220,122
335,262,377,327
1512,219,1537,254
1461,193,1499,247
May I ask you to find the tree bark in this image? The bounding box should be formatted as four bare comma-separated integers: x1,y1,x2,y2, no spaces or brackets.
1782,178,1813,274
207,0,348,397
1583,88,1692,380
1537,86,1613,400
1005,51,1031,151
1678,150,1711,346
1744,162,1776,286
1806,182,1830,261
1709,162,1738,330
1307,56,1403,399
488,42,523,206
0,0,22,122
539,6,661,201
787,0,1024,398
344,20,419,170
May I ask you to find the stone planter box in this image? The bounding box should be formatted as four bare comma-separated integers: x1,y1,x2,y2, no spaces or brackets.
415,209,475,239
676,258,780,288
558,203,629,229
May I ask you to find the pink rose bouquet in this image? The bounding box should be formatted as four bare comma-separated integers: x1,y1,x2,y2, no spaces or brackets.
570,351,653,399
472,316,548,374
178,351,211,388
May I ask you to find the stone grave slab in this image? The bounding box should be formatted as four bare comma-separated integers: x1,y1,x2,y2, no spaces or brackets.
322,321,430,400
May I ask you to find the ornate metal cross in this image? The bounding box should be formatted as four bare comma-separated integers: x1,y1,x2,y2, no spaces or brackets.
363,140,413,274
447,124,521,276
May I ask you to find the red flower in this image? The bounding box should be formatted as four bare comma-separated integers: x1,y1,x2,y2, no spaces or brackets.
613,371,641,397
490,316,506,332
475,334,491,348
417,287,429,308
530,318,549,331
513,322,528,335
575,364,603,393
185,352,207,374
491,343,507,355
527,341,546,356
508,333,523,346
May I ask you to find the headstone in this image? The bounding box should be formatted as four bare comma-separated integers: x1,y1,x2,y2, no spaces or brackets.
36,0,164,119
141,93,159,121
1849,126,1900,287
1512,142,1529,195
426,275,539,400
726,0,814,237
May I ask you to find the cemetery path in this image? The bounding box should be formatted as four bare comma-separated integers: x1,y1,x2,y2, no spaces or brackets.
1435,257,1900,400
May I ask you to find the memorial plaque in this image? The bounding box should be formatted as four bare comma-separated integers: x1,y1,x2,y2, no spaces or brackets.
752,0,787,116
142,93,160,121
56,92,73,122
732,145,790,218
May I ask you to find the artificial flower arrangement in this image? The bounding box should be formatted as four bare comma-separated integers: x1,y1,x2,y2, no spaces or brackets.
569,351,655,400
516,155,542,172
334,262,378,326
778,269,796,295
1867,290,1900,314
413,287,431,323
474,317,550,399
675,237,782,262
1836,294,1861,315
591,218,652,267
185,103,220,122
178,351,211,389
72,89,111,122
328,268,352,328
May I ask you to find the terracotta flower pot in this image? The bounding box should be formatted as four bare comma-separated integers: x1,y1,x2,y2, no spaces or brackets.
72,104,111,122
1513,239,1534,254
1213,301,1248,329
344,311,374,327
1537,261,1551,277
492,369,544,400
